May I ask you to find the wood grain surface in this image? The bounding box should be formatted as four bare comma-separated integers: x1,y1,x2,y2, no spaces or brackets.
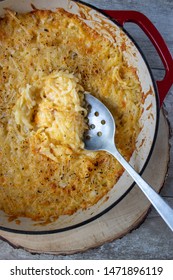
0,0,173,259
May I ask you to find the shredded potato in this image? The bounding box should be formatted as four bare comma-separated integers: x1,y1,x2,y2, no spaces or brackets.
14,70,87,152
0,9,143,223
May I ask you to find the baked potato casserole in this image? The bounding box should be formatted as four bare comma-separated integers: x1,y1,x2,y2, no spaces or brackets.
0,8,143,223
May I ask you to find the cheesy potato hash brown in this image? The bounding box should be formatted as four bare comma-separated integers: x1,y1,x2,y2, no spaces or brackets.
0,9,143,222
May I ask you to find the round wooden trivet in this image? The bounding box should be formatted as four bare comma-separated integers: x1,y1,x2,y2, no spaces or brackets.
0,110,169,255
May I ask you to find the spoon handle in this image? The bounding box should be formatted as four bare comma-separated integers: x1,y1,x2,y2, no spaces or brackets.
109,145,173,231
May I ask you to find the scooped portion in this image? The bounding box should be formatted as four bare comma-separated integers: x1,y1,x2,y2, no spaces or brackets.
14,70,88,160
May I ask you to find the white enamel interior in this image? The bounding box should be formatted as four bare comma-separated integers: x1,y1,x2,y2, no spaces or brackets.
0,0,158,233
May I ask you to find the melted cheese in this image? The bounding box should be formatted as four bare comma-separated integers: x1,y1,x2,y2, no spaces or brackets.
0,9,143,223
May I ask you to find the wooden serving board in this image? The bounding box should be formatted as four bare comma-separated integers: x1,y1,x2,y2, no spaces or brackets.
0,109,169,255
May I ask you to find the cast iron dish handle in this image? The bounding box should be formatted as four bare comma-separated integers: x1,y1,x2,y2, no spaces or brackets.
103,10,173,106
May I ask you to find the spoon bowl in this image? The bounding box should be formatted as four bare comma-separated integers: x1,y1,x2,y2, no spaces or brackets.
84,93,173,231
84,93,115,151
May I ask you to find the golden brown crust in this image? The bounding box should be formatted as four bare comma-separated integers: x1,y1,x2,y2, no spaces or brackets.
0,8,143,223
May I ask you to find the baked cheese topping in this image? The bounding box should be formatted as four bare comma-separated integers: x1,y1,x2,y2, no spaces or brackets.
0,9,143,223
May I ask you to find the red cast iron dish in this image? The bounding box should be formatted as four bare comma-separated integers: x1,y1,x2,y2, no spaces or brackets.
0,0,173,234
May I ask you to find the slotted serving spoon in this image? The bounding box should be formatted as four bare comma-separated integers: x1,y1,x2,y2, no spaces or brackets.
84,93,173,231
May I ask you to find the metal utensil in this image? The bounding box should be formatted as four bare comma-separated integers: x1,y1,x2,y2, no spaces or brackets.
84,93,173,231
